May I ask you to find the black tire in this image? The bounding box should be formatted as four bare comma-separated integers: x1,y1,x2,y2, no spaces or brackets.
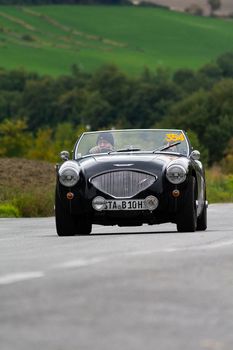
76,216,92,235
55,191,77,236
196,201,207,231
176,176,197,232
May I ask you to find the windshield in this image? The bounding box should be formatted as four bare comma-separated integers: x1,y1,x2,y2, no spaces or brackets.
74,129,190,158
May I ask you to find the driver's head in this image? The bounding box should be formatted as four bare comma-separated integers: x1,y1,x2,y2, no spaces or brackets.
97,132,114,150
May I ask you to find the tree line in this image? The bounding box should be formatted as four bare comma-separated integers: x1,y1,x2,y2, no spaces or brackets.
0,52,233,168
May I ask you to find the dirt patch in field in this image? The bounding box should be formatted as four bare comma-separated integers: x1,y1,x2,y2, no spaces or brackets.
137,0,233,16
0,157,55,190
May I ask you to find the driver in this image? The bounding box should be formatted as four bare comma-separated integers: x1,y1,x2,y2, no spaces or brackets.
89,132,114,154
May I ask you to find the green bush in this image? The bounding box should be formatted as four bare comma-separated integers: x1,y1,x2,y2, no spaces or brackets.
0,203,20,218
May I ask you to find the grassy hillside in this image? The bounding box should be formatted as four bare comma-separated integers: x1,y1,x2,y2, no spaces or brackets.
0,5,233,75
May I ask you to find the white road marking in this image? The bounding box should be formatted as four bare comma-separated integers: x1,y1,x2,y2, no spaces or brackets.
125,239,233,255
54,257,107,269
163,239,233,253
200,239,233,249
0,271,44,285
1,239,233,286
52,239,233,270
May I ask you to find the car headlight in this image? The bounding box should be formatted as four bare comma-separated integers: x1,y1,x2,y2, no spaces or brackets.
166,165,186,184
59,168,80,187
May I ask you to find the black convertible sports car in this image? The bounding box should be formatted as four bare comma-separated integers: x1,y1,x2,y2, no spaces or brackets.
55,129,207,236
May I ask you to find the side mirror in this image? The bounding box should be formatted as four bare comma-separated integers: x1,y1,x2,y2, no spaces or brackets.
60,150,70,161
190,150,200,160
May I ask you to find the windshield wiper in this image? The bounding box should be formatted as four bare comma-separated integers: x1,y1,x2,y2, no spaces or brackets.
153,141,181,153
115,147,141,153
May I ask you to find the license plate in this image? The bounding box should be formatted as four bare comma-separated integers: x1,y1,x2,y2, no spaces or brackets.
104,199,146,211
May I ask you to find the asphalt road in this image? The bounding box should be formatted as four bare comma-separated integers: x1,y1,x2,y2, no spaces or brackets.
0,203,233,350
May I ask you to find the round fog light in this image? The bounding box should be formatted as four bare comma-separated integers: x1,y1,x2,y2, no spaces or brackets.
145,195,159,211
92,196,106,211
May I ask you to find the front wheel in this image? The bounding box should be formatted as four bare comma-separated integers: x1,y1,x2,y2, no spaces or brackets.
176,176,197,232
196,201,207,231
55,191,77,236
76,216,92,235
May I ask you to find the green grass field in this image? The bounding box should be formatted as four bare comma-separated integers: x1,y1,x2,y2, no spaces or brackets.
0,5,233,76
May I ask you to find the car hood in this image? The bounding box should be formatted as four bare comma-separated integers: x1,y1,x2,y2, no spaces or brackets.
77,153,182,178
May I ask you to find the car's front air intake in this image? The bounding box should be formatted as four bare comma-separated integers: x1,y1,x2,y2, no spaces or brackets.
90,171,156,198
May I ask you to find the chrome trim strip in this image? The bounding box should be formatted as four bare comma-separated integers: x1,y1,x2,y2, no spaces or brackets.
113,164,134,167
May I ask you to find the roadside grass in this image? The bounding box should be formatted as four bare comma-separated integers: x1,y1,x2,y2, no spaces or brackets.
12,187,54,217
0,158,55,217
0,5,233,75
206,167,233,203
0,186,54,217
0,203,20,218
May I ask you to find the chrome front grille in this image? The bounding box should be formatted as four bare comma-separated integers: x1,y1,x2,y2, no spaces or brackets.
90,171,156,198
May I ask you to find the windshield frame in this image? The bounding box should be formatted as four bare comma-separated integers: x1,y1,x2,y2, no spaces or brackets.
73,129,191,159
